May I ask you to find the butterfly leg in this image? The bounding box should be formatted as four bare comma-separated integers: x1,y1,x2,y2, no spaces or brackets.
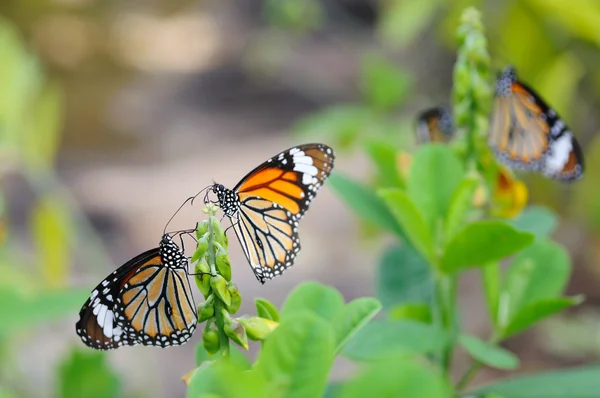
223,215,240,237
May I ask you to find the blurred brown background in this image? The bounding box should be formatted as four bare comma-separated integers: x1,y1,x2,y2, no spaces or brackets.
2,0,600,397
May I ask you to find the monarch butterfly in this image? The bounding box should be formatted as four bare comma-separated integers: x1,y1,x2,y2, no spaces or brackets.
416,106,454,144
76,232,198,350
208,143,334,284
489,66,584,181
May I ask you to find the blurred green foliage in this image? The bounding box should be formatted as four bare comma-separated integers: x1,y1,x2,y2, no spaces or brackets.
0,16,121,398
0,0,599,397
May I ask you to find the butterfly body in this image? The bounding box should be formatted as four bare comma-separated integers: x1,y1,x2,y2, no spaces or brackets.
212,143,334,284
489,66,583,181
76,234,197,350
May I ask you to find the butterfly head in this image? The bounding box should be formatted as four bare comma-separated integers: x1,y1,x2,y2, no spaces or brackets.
211,183,239,217
160,234,186,268
496,66,517,97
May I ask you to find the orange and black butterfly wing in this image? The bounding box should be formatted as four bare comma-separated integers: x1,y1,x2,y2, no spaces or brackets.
230,143,334,282
416,107,454,144
76,248,159,349
232,197,300,283
76,236,197,350
234,143,334,218
489,67,583,181
489,68,551,167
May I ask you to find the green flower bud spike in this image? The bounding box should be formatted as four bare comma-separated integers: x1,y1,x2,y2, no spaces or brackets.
191,203,235,357
452,7,492,165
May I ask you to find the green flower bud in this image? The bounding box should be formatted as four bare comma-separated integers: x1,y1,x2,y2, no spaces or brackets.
194,259,212,299
192,234,209,263
238,316,278,341
210,275,231,307
210,217,226,247
197,294,215,322
224,319,249,350
214,242,232,281
225,282,241,314
202,324,220,354
196,220,209,240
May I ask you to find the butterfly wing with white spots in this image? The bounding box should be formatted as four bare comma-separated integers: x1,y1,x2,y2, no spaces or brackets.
211,143,335,283
76,235,197,350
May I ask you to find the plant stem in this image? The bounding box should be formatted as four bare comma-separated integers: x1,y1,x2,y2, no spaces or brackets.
456,361,482,392
456,333,500,392
437,272,458,373
207,210,230,357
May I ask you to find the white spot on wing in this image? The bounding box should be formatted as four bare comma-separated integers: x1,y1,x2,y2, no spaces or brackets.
544,134,573,174
302,173,314,185
294,163,318,176
96,304,107,326
102,310,114,338
293,156,313,165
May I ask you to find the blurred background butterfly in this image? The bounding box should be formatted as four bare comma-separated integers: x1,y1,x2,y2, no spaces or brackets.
415,106,455,144
489,66,584,182
76,232,198,350
209,143,334,284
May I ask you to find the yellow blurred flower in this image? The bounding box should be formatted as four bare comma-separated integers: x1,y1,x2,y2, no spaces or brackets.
491,166,528,218
396,151,412,180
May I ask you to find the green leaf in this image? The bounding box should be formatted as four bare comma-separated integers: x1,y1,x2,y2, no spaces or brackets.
332,297,381,354
292,104,376,149
186,360,267,398
195,343,250,370
342,320,448,361
31,196,71,288
482,262,501,328
376,244,434,310
337,356,450,398
510,206,558,239
458,334,519,370
256,312,335,398
503,296,583,338
0,287,88,335
473,364,600,398
407,144,465,229
364,139,404,189
255,297,280,322
379,189,436,263
57,349,121,398
388,303,432,323
502,239,571,323
440,221,534,273
445,177,478,241
329,173,406,238
280,282,345,321
360,55,411,110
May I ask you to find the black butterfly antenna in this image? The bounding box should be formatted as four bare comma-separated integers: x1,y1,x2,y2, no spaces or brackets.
163,184,214,235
